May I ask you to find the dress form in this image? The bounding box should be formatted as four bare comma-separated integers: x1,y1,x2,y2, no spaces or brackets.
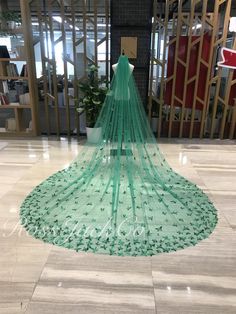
112,62,134,74
112,50,134,73
112,55,134,101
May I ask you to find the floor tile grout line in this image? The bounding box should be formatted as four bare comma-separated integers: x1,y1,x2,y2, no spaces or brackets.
150,257,158,314
24,246,53,313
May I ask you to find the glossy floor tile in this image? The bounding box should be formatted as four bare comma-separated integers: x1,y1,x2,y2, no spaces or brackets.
0,137,235,314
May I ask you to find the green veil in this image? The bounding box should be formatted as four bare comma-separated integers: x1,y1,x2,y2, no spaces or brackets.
20,55,217,256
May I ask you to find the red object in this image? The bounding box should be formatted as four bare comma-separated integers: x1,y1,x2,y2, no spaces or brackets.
0,94,9,105
229,70,236,106
218,48,236,107
218,48,236,69
165,34,211,110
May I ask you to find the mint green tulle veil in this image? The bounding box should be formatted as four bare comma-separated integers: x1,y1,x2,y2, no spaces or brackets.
20,55,217,256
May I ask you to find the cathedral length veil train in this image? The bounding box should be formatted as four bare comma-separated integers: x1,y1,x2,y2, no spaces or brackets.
20,55,217,256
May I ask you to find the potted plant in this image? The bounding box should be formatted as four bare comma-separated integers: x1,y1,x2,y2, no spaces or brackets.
76,64,108,143
0,11,21,31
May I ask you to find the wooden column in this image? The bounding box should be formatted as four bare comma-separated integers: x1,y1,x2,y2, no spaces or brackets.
20,0,39,135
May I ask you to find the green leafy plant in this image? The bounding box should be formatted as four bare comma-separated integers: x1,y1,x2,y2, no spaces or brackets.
76,65,108,128
0,11,21,36
0,11,21,24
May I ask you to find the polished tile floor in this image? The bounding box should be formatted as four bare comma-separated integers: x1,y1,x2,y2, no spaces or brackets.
0,137,235,314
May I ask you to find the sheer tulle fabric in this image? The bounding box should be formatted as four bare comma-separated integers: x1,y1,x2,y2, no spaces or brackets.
20,55,217,256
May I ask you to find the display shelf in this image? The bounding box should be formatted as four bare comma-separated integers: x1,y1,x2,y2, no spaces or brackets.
0,0,39,136
0,130,34,137
0,27,24,34
0,104,31,109
0,58,26,62
0,76,29,80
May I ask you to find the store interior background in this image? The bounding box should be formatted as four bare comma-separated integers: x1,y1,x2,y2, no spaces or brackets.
0,0,236,139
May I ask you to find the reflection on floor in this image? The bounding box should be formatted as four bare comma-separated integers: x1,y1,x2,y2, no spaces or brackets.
0,137,235,314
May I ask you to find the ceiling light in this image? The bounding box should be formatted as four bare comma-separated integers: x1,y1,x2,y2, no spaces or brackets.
53,16,80,31
53,16,62,23
97,23,110,27
69,24,80,31
192,23,202,30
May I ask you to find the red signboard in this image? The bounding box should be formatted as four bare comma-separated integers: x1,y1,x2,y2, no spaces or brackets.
218,47,236,69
